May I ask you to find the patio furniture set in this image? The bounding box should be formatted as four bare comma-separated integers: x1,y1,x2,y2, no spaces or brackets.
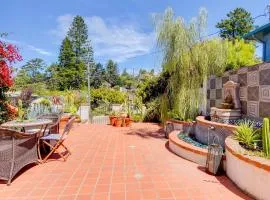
0,114,76,185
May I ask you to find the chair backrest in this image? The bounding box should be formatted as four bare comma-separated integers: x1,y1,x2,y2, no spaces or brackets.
61,116,76,140
38,113,61,125
38,113,62,133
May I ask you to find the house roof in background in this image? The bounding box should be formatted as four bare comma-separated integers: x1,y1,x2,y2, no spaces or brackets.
244,23,270,41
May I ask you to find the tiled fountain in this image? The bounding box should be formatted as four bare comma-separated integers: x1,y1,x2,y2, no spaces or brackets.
210,81,241,124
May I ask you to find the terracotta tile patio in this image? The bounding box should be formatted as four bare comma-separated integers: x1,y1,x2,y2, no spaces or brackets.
0,123,253,200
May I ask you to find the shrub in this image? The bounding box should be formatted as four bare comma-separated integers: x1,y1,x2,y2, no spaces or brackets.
132,114,143,122
234,120,261,150
143,98,161,123
91,87,127,106
226,39,260,71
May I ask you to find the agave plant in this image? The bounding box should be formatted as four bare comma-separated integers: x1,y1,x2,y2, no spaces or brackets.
234,120,261,150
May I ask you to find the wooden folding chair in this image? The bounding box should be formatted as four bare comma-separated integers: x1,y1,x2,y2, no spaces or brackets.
39,116,76,163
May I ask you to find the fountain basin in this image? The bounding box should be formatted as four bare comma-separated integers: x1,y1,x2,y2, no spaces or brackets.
210,107,241,123
195,116,237,149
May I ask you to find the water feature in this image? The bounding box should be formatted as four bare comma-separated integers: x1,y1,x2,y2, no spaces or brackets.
210,81,241,123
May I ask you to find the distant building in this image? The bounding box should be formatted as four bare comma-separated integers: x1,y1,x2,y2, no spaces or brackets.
244,23,270,62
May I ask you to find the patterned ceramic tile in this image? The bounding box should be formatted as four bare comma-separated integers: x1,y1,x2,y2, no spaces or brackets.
207,80,210,89
216,89,222,99
238,73,247,87
207,100,210,112
207,89,210,99
210,89,216,99
247,101,259,117
260,68,270,85
210,79,216,89
215,77,222,89
237,67,248,74
248,64,259,71
240,100,247,115
210,100,216,107
222,76,229,85
239,87,247,101
247,71,259,86
259,63,270,71
259,101,270,117
216,99,223,107
247,86,259,101
229,74,238,83
260,86,270,102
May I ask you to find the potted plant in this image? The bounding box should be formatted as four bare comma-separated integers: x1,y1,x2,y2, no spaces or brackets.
114,116,123,127
109,111,117,126
125,114,132,126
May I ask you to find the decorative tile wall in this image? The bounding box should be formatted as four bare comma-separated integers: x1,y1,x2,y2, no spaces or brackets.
207,62,270,118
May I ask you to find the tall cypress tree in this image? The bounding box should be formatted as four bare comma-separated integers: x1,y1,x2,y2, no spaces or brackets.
105,60,119,87
67,15,94,88
57,37,83,90
67,16,90,62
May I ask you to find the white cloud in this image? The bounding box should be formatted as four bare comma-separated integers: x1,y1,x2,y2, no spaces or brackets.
1,38,52,56
50,15,155,62
26,45,52,56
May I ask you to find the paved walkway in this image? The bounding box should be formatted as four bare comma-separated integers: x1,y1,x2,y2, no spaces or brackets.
0,123,252,200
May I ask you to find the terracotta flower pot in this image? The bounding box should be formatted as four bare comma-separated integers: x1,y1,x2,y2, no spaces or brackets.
114,118,123,127
109,116,117,126
125,117,132,127
60,113,71,129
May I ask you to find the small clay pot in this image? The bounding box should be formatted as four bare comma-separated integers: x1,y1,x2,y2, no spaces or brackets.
109,116,117,126
125,117,132,126
114,118,123,127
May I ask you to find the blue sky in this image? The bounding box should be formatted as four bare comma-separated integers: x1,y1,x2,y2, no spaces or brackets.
2,0,270,74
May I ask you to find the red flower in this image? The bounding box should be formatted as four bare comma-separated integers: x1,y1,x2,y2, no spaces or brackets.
0,40,22,87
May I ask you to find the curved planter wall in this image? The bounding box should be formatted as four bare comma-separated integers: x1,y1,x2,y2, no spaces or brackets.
169,131,208,166
225,137,270,200
195,116,237,149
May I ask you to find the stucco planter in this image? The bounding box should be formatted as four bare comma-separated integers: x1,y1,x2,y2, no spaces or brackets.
169,131,208,166
225,136,270,200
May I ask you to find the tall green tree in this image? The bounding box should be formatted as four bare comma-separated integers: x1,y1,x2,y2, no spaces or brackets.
216,8,254,40
57,37,85,90
15,58,46,86
45,63,59,90
67,15,90,62
105,60,119,87
90,63,105,88
67,16,94,89
119,68,135,89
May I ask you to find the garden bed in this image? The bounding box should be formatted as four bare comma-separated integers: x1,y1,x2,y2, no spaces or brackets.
225,136,270,200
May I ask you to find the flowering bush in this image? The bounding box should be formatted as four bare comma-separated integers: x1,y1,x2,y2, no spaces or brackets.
0,41,22,87
0,38,22,123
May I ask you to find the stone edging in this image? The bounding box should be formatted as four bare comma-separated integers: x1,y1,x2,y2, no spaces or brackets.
225,137,270,172
196,116,237,132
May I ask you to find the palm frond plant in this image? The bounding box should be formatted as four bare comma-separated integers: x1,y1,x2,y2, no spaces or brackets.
234,120,261,150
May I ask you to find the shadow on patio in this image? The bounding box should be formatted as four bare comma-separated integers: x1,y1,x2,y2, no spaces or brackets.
124,124,165,139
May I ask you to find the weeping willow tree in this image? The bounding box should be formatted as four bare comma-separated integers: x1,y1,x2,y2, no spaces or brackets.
155,8,228,122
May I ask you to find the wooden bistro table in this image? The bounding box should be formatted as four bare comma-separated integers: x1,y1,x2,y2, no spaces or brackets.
1,119,52,162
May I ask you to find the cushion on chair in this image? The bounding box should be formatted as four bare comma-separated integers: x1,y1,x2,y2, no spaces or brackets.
41,134,65,141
